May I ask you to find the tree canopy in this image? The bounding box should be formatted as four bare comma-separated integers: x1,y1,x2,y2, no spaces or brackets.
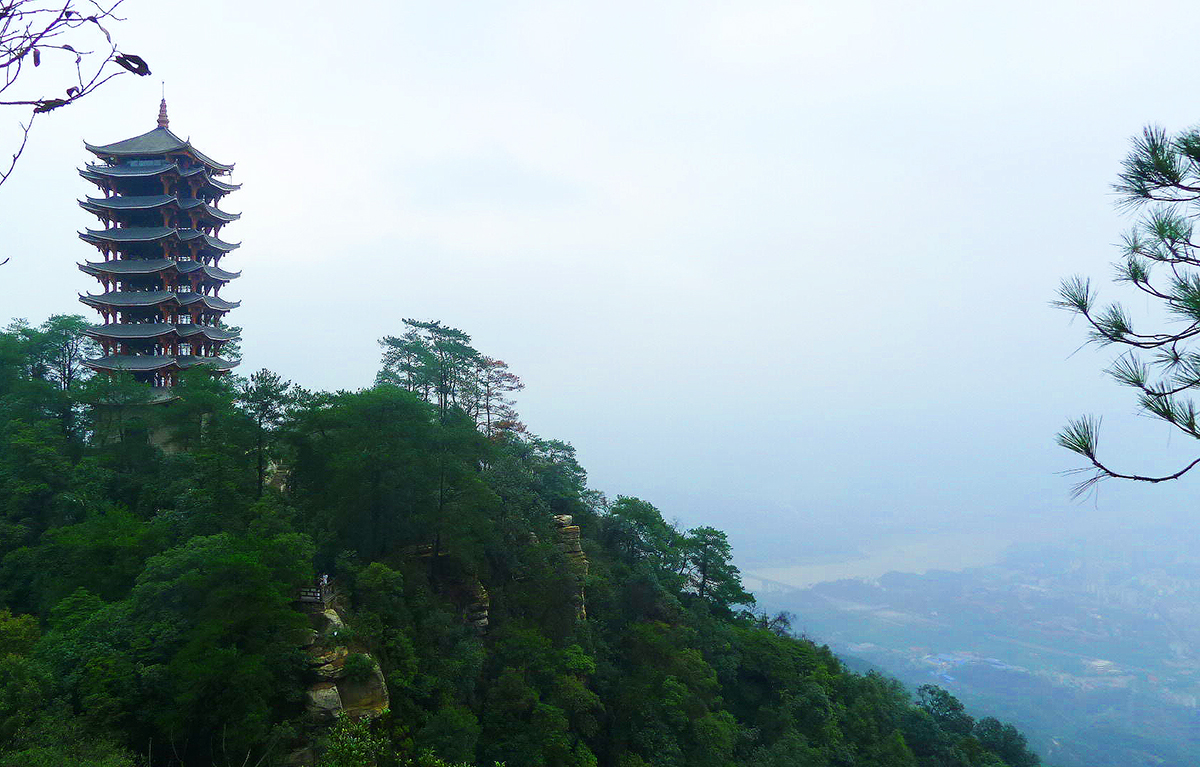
0,315,1039,767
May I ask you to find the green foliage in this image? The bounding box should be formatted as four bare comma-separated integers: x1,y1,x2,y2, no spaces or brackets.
318,713,388,767
0,704,137,767
0,316,1036,767
344,653,377,683
0,610,38,655
1058,123,1200,489
681,526,755,610
917,685,974,738
417,703,482,764
973,717,1040,767
237,368,293,497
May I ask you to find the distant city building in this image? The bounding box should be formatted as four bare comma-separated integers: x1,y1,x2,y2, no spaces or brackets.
77,100,241,387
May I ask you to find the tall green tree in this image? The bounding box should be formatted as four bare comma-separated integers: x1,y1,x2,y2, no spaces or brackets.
378,320,481,422
973,717,1039,767
2,316,96,441
237,368,292,497
916,685,973,738
603,496,680,569
680,526,754,610
475,356,524,436
6,315,96,393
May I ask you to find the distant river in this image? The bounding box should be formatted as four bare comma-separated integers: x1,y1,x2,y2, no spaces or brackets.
741,530,1020,590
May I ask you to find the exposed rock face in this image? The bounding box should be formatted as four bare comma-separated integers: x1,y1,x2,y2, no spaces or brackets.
312,646,349,679
316,608,343,641
339,661,390,718
287,596,390,767
283,747,315,767
305,682,343,721
463,577,490,632
301,605,388,721
554,514,589,619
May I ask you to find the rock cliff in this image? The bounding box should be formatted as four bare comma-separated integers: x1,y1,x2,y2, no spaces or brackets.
287,600,389,766
554,514,588,619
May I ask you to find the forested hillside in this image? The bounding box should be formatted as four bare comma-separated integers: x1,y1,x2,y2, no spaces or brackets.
0,316,1040,767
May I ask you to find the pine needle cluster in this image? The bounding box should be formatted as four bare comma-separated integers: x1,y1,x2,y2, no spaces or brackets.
1057,124,1200,493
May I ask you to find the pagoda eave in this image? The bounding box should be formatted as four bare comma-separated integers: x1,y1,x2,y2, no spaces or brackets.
84,126,234,173
85,322,177,340
84,354,180,372
80,291,240,312
78,261,241,284
84,356,239,374
79,228,240,254
80,161,204,180
178,356,239,371
180,263,241,280
85,323,241,344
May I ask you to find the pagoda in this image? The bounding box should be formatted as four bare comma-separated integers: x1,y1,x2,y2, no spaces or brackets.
77,100,241,388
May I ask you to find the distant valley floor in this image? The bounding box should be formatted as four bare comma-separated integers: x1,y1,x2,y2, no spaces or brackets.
752,536,1200,767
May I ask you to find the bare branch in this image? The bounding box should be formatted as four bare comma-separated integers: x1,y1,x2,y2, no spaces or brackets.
1070,454,1200,497
0,0,147,192
0,106,32,185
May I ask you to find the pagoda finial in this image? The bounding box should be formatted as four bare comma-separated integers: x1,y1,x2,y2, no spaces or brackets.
157,95,169,129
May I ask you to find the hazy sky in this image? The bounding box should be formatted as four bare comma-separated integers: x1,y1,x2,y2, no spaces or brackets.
5,0,1200,578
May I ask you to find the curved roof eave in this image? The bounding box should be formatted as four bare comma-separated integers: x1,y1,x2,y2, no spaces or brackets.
84,127,234,172
209,177,241,192
80,162,207,179
85,323,241,342
177,325,240,341
80,226,174,244
175,261,241,280
78,261,240,284
80,290,179,308
176,229,240,252
176,293,240,311
204,234,240,252
178,355,239,371
79,258,174,276
80,228,239,254
203,265,241,280
206,205,241,222
81,195,176,212
84,354,179,372
81,161,174,179
84,322,177,339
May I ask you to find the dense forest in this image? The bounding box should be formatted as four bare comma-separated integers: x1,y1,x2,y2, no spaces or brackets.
0,315,1041,767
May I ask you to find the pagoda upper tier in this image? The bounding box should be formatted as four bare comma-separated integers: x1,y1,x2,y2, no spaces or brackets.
78,101,242,387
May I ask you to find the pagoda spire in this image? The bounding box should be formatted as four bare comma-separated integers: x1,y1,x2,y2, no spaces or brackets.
157,97,169,129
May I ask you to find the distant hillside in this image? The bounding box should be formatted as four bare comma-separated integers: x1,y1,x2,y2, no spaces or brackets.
760,539,1200,767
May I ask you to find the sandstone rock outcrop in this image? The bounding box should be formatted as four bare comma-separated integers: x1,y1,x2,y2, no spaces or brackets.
301,605,388,721
463,576,490,632
287,596,391,766
305,681,343,721
554,514,588,618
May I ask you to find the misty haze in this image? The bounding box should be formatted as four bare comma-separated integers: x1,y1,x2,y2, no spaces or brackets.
2,1,1200,766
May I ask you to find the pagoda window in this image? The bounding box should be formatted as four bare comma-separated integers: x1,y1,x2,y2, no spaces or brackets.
178,314,192,325
179,343,192,356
